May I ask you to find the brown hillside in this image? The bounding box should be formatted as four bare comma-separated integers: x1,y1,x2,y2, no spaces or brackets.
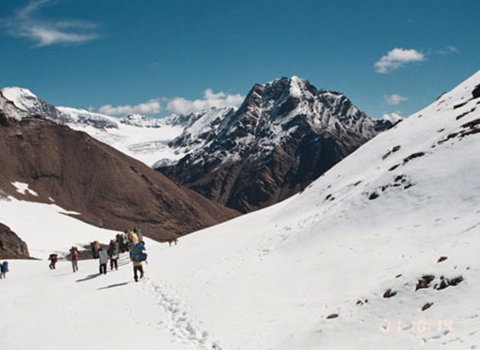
0,114,239,241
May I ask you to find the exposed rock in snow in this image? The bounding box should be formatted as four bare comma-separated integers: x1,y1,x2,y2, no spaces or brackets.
0,222,30,259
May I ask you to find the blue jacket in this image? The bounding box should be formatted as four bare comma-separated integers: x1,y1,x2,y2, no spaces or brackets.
130,242,147,262
1,261,9,273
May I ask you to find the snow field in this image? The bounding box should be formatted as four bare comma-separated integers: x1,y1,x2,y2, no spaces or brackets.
1,70,480,349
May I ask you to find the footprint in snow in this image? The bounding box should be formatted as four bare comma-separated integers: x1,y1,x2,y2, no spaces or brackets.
141,279,223,350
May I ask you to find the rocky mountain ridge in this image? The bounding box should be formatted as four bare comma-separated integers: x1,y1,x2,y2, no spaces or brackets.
156,76,395,212
2,77,397,213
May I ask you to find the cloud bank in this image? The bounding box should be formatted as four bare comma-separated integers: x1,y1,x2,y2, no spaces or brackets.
97,89,244,117
375,48,426,74
99,99,161,116
166,89,244,115
3,0,100,47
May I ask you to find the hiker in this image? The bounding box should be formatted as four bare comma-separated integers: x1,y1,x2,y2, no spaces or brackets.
48,254,58,270
130,241,147,282
116,233,126,253
98,247,108,275
91,241,100,259
108,239,120,270
134,227,144,243
70,246,79,272
122,232,130,252
0,261,8,279
127,230,139,244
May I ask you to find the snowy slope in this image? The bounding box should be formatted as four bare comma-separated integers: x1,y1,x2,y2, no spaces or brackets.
147,70,480,349
63,112,186,167
54,107,190,167
2,70,480,350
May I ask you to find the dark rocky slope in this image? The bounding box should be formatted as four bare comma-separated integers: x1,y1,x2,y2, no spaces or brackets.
157,77,394,213
0,223,30,259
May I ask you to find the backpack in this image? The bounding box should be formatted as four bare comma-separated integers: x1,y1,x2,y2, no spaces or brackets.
2,261,9,273
131,243,147,262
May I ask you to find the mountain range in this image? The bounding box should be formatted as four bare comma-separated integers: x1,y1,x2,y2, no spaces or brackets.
2,76,397,213
0,91,238,243
1,69,479,349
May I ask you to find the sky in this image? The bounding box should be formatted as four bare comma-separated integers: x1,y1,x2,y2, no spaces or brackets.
0,0,479,119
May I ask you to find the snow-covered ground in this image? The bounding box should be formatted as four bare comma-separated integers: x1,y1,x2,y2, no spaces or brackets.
66,119,185,167
2,70,480,350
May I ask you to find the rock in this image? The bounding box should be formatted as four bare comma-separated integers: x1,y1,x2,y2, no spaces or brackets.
382,145,401,160
327,313,339,319
383,289,397,298
389,164,400,171
437,256,448,263
0,223,30,259
403,152,426,164
422,302,433,311
454,101,468,110
416,275,435,290
472,84,480,99
436,276,463,290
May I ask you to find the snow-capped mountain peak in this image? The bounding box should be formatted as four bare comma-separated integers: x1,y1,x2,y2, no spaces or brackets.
156,76,393,212
2,87,38,110
1,86,61,120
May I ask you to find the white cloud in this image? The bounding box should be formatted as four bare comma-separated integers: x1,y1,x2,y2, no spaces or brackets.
374,48,426,74
3,0,100,47
98,89,244,117
166,89,244,115
99,99,161,116
384,94,408,106
382,111,404,123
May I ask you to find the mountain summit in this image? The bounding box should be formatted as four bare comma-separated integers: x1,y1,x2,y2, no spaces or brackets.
156,76,394,212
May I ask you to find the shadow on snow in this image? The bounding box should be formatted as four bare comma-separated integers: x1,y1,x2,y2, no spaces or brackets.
97,282,130,290
76,273,103,282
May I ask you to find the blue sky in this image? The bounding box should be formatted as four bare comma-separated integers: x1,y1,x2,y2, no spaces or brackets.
0,0,479,119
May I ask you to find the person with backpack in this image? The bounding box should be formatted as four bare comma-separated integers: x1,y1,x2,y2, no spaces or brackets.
134,227,144,243
127,230,139,245
70,246,79,272
98,247,108,275
91,241,100,259
130,241,147,282
48,254,58,269
108,239,120,270
0,261,8,279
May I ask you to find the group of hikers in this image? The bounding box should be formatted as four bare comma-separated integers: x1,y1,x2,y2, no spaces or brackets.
48,228,148,282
